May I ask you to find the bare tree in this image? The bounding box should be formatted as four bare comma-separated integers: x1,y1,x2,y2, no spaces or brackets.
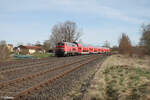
35,41,43,47
50,24,64,48
43,40,51,52
50,21,82,47
0,40,10,61
27,43,32,46
119,33,132,56
140,24,150,55
35,41,41,46
103,40,110,48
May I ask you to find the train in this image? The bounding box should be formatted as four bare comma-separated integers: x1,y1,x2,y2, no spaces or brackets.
55,42,110,56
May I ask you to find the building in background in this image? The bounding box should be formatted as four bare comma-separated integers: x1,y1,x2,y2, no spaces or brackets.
7,44,13,52
18,45,45,54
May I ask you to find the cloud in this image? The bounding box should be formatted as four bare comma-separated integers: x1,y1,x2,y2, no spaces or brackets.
0,0,149,46
0,0,148,24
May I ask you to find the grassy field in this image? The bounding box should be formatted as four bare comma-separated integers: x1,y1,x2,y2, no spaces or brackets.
0,53,54,62
32,53,54,58
85,55,150,100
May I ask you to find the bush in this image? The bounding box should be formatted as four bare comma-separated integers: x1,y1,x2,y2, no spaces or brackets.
132,46,146,57
140,24,150,55
0,41,10,61
119,33,132,56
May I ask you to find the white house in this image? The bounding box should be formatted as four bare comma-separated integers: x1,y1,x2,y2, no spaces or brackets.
18,45,45,54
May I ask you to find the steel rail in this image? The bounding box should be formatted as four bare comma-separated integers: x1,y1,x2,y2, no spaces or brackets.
0,58,53,71
0,56,94,89
12,56,99,100
0,55,85,75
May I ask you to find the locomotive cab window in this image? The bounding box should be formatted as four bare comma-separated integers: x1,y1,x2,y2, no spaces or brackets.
57,43,64,46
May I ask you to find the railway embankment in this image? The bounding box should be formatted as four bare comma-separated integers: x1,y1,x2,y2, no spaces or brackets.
24,55,107,100
62,55,107,100
0,55,106,100
81,54,150,100
2,54,149,100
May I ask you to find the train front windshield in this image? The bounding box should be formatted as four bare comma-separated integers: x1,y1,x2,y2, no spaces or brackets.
56,43,65,48
57,43,64,46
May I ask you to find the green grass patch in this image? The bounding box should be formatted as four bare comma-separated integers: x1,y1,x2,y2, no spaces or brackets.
32,53,54,58
103,66,150,100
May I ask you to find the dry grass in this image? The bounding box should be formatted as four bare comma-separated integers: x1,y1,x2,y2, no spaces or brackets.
85,54,150,100
0,44,10,61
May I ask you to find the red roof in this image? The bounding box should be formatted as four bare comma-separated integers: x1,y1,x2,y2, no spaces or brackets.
19,45,42,50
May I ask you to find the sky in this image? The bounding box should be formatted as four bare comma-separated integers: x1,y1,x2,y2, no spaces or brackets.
0,0,150,47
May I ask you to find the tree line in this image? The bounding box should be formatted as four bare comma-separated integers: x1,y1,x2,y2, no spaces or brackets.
1,20,150,60
0,20,82,60
118,23,150,56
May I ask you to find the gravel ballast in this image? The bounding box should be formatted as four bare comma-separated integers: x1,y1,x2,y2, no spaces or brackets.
23,55,107,100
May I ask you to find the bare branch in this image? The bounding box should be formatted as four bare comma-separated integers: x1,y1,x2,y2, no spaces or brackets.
49,21,82,47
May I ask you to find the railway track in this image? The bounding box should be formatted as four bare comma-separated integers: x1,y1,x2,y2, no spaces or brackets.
0,58,48,70
0,56,80,71
0,55,100,100
0,56,93,87
0,55,90,82
0,59,36,67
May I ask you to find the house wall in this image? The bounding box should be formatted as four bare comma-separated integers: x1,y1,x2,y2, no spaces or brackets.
19,46,45,54
29,49,36,54
37,49,45,53
7,45,13,52
20,48,28,54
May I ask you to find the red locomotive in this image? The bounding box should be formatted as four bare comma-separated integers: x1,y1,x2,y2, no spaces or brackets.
55,42,110,56
55,42,78,56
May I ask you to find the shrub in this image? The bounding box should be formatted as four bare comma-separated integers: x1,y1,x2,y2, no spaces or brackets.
119,33,132,56
132,46,146,57
0,41,10,61
140,24,150,55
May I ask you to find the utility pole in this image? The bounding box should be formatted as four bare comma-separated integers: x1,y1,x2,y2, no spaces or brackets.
103,40,110,48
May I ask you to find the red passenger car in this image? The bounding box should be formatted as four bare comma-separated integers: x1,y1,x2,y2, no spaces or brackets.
81,47,89,55
88,46,94,54
102,48,110,54
93,48,98,54
76,43,82,55
103,48,107,53
97,47,103,54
